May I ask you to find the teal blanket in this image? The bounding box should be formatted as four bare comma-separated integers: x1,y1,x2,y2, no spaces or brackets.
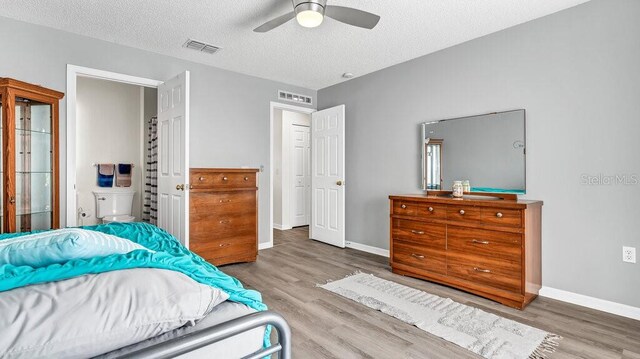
0,222,270,347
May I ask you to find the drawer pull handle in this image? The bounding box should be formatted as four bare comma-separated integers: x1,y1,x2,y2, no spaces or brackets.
219,243,230,248
199,176,205,181
401,204,407,209
219,199,231,203
411,230,425,235
472,239,490,245
219,220,230,224
428,207,434,212
496,212,503,218
459,209,465,215
474,267,491,273
411,253,425,259
222,176,228,181
244,176,249,181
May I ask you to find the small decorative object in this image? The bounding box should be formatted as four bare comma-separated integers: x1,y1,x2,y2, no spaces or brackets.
463,180,471,193
452,181,464,198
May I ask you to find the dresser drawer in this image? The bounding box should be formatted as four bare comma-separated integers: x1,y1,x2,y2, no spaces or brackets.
191,211,256,239
447,253,522,293
446,205,481,222
392,201,422,216
393,201,447,219
190,191,256,216
191,170,256,189
392,219,445,250
447,226,522,262
393,241,446,275
481,208,522,227
191,235,256,262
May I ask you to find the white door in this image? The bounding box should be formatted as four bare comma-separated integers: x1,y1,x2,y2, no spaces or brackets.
291,125,310,227
310,105,345,248
157,71,190,246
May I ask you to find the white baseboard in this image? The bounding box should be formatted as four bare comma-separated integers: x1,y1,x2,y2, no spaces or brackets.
539,286,640,321
346,241,390,257
258,242,273,250
273,224,292,231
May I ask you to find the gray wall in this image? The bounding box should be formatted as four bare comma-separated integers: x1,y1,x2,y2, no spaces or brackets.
319,0,640,307
0,16,316,245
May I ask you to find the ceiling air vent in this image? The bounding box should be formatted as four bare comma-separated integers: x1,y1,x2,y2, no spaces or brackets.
183,39,221,54
278,90,313,105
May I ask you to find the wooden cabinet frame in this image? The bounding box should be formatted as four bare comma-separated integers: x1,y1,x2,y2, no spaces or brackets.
1,78,64,233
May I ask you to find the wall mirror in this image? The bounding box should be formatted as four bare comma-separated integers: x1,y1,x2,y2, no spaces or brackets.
421,109,526,194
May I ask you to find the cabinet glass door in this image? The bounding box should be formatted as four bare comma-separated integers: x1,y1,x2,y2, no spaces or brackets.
15,98,52,232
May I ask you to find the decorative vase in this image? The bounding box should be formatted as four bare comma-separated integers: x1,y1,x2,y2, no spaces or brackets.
452,181,464,198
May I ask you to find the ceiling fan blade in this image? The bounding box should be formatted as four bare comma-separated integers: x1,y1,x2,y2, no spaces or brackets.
253,11,296,32
324,6,380,29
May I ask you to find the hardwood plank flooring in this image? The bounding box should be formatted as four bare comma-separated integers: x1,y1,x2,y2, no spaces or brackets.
222,227,640,359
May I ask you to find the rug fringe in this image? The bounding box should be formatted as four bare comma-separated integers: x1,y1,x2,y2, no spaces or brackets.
315,270,367,287
528,333,562,359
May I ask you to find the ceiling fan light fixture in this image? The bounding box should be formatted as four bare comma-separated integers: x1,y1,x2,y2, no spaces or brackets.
295,2,325,28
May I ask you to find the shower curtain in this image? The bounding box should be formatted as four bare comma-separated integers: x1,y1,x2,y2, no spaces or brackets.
142,117,158,225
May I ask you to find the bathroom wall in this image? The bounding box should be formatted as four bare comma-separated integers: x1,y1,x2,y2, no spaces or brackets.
76,77,144,225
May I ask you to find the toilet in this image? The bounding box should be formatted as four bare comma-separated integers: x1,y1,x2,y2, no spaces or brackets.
93,189,136,223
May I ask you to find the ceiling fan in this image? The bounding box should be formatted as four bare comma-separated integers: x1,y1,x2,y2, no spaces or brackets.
254,0,380,32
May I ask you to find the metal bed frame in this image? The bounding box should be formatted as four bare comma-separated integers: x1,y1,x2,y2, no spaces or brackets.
119,311,291,359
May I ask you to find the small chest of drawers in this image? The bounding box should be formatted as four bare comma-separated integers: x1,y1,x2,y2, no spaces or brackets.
389,194,542,309
190,168,258,266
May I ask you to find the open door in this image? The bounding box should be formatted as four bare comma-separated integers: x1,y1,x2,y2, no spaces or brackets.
310,105,345,248
156,71,190,246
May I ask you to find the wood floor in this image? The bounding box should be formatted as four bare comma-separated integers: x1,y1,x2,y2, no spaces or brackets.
223,227,640,359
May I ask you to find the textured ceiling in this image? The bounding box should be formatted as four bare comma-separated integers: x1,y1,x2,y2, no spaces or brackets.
0,0,590,90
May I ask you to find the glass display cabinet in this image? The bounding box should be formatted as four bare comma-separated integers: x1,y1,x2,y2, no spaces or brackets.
1,78,64,233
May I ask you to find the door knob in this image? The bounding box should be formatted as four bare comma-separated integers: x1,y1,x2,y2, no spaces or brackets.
176,184,184,191
336,180,343,186
9,196,15,204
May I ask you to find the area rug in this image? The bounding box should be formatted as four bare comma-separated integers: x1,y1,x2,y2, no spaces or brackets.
319,272,561,359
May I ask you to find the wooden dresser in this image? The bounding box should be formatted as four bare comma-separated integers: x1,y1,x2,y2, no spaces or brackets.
389,193,542,309
190,168,258,266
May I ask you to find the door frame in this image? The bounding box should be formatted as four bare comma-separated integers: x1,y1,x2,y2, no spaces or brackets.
65,65,162,227
268,101,315,249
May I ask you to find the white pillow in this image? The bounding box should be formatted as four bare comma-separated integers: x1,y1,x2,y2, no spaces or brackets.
0,268,229,359
0,228,151,267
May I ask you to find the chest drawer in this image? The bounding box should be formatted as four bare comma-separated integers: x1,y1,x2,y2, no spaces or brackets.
190,191,256,216
191,170,256,189
392,219,445,250
446,205,482,223
393,241,446,275
191,235,256,263
481,208,522,227
447,226,522,262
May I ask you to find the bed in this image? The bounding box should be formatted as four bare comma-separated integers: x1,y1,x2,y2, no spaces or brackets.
0,222,290,359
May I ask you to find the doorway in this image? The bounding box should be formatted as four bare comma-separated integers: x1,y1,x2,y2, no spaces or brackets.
269,102,315,248
74,77,157,227
272,109,312,229
66,66,191,246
